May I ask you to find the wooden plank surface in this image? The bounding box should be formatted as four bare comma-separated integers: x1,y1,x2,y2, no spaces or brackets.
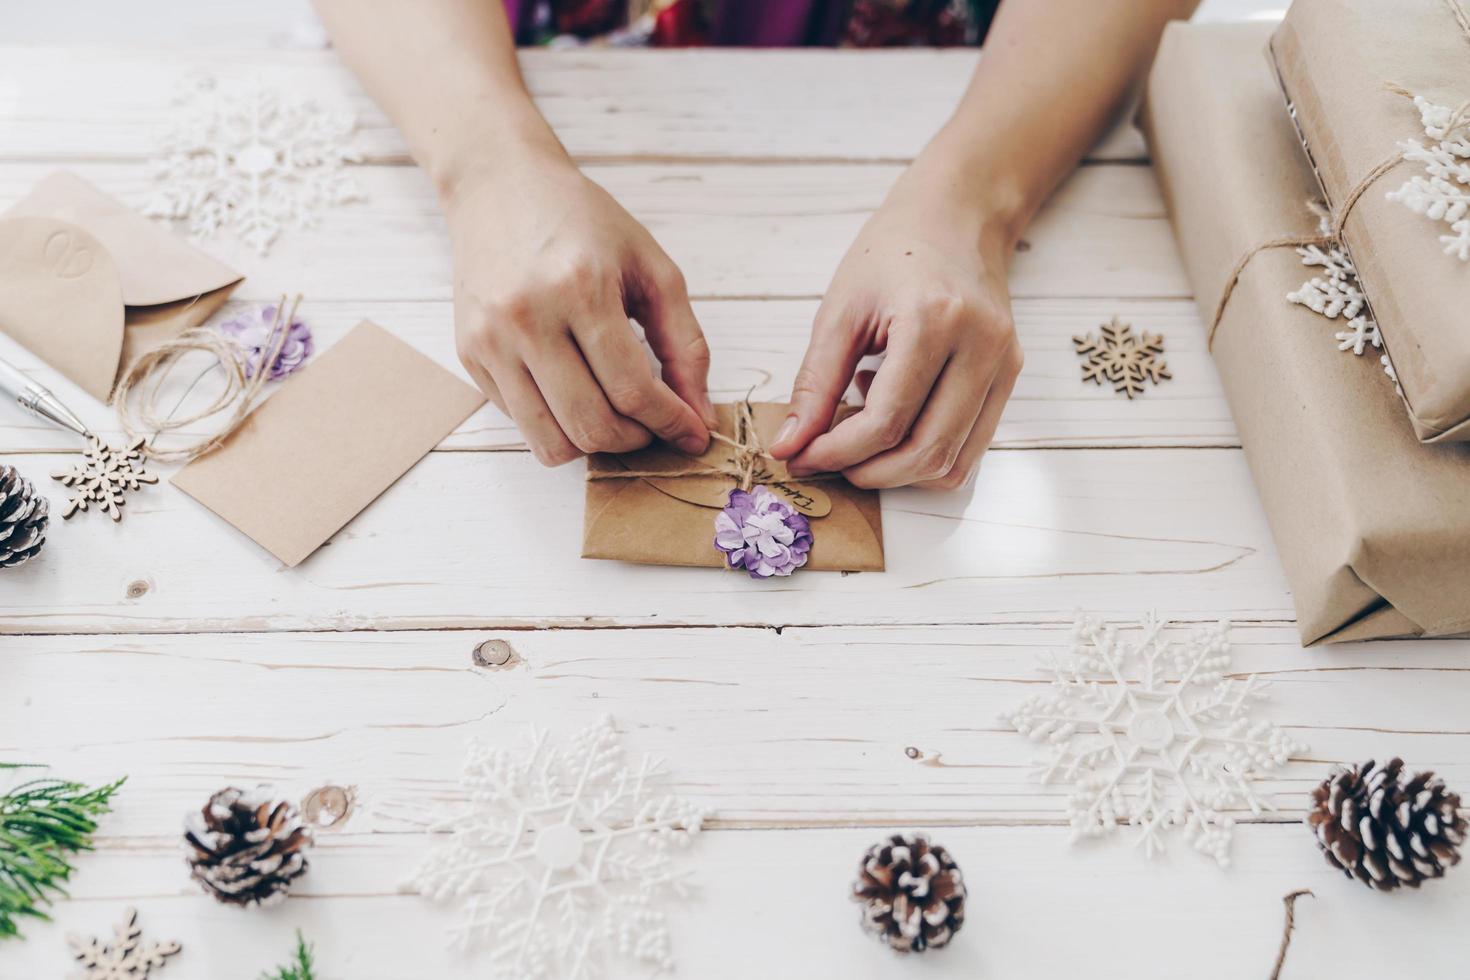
0,47,1147,164
1,447,1290,634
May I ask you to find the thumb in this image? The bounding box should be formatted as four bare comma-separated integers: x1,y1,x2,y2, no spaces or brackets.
636,260,718,429
769,305,863,460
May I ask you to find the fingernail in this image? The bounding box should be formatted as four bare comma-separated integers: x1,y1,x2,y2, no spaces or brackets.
775,415,799,446
700,396,719,429
677,434,708,454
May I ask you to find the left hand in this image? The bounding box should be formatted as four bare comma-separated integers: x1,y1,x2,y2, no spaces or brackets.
768,161,1024,490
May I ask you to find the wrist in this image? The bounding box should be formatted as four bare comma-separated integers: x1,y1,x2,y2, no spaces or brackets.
430,106,573,211
895,124,1041,259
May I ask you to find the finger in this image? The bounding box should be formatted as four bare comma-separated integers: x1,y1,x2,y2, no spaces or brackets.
841,353,992,490
573,312,710,455
787,321,946,475
633,258,718,428
768,301,867,460
913,340,1023,491
479,360,581,467
527,335,653,456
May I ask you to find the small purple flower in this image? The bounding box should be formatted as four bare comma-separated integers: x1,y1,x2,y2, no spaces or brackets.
714,485,813,579
218,304,315,381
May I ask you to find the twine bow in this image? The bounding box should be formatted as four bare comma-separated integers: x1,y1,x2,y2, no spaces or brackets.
587,400,837,490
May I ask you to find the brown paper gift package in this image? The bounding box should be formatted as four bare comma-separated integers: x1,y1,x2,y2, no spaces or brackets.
1269,0,1470,443
583,402,884,573
0,171,243,404
1141,22,1470,644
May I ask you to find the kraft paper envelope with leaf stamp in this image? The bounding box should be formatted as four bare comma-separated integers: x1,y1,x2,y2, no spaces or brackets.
0,170,243,403
583,402,885,572
172,321,486,568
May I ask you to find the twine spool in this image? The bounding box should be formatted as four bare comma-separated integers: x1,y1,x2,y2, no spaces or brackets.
114,295,302,463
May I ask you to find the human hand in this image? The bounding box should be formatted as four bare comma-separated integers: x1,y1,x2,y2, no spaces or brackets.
444,147,717,466
769,160,1024,491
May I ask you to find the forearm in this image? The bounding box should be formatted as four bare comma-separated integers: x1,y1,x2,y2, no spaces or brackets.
911,0,1200,251
311,0,566,201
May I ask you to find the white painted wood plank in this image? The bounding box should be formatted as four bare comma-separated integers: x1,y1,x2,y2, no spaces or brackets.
0,160,1188,302
0,297,1231,454
0,826,1463,980
4,626,1468,833
0,447,1290,633
0,47,1146,164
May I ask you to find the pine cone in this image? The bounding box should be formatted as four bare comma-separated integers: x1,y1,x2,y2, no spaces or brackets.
0,464,47,568
852,832,966,952
1308,758,1465,891
184,787,313,907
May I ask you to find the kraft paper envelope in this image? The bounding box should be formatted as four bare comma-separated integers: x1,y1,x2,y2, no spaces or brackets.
583,402,885,572
0,171,242,403
172,321,486,567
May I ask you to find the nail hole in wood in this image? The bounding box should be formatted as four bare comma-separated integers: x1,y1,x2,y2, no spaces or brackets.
904,746,921,759
125,579,150,599
473,639,520,670
301,784,355,830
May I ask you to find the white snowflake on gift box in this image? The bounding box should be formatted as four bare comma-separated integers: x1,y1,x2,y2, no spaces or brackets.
411,717,708,980
1002,615,1306,867
1386,95,1470,261
143,75,363,255
1286,212,1398,384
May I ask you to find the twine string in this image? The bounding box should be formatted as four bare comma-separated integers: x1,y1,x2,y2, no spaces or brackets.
588,400,841,486
114,294,301,463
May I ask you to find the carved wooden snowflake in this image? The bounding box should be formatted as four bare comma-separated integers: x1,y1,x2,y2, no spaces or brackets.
1072,318,1171,398
144,75,363,255
410,717,708,980
1002,615,1307,867
68,908,180,980
52,436,158,522
1386,95,1470,261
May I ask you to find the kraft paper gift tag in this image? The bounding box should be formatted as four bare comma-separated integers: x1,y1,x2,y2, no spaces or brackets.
1141,22,1470,644
1269,0,1470,442
583,402,885,573
172,321,486,567
0,171,243,403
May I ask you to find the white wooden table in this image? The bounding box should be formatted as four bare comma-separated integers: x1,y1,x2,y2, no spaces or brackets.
2,5,1467,978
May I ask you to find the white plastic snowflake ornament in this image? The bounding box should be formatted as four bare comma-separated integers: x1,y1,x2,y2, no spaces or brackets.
411,717,708,980
1286,242,1366,319
144,76,363,255
1003,615,1307,867
1386,95,1470,261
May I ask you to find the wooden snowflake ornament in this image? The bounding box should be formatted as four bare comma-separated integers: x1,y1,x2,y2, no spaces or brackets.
51,437,158,522
1073,318,1171,398
68,908,180,980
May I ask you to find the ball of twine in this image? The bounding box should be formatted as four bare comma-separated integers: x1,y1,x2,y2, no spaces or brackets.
114,295,301,463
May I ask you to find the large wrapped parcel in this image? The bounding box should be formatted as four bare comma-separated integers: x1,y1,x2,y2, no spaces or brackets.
1141,22,1470,644
1270,0,1470,442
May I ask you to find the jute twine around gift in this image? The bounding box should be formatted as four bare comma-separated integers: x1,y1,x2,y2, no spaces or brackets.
1208,0,1470,350
587,399,839,490
113,294,301,463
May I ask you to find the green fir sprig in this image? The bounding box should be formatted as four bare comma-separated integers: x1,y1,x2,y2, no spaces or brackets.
260,931,317,980
0,764,124,941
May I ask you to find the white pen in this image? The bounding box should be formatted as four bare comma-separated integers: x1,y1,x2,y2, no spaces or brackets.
0,355,92,439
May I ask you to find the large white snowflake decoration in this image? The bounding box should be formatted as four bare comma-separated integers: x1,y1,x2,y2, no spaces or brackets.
1286,211,1397,385
1003,615,1307,867
411,717,708,980
144,75,363,255
1386,95,1470,261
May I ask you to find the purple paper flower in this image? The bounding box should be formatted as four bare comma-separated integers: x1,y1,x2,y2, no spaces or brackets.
218,304,314,381
714,485,813,578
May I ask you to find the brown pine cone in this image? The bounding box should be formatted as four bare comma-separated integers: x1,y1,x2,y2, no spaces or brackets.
184,787,313,907
1308,758,1465,891
852,832,965,952
0,464,47,568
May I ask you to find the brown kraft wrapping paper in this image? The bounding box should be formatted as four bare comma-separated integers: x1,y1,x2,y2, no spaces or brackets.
583,402,884,573
1141,22,1470,644
1269,0,1470,442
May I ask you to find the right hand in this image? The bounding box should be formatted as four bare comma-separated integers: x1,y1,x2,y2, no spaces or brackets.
443,147,717,466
